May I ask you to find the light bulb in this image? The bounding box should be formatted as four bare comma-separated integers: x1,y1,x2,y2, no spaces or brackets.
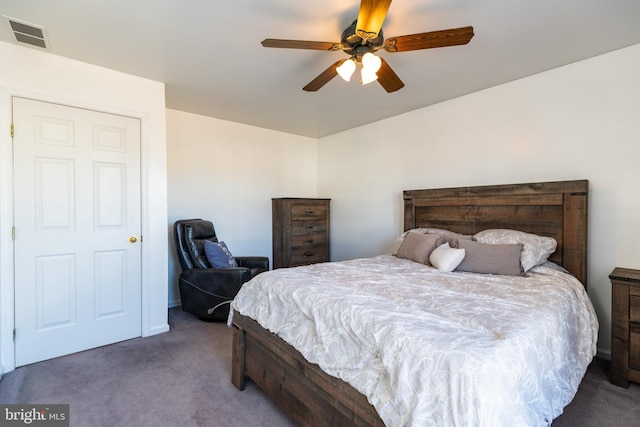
336,59,356,81
361,52,382,74
361,69,379,85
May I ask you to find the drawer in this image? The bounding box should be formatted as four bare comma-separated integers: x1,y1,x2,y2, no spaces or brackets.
291,234,327,249
292,220,327,235
290,247,328,266
291,205,328,221
630,324,640,370
631,293,640,322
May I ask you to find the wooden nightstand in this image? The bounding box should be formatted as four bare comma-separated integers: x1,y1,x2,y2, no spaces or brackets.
610,267,640,388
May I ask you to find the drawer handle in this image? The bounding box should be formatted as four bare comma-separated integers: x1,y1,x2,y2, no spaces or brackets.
305,210,315,214
304,252,314,257
306,226,315,230
305,239,314,244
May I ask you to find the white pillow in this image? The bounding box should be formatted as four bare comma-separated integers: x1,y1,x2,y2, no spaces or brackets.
429,243,465,272
473,229,557,271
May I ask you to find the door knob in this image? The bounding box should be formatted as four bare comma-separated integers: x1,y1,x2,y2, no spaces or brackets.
129,236,138,243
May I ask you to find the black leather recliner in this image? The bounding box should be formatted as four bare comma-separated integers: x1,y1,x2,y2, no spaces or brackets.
174,219,269,321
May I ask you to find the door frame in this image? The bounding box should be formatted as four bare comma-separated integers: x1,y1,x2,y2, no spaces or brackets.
0,88,169,374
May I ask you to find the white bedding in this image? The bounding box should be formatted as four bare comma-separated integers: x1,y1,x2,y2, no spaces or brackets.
229,255,599,427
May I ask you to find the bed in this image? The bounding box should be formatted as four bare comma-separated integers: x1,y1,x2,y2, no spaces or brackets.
229,180,598,426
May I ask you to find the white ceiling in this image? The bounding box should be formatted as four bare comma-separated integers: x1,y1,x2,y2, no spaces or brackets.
1,1,639,138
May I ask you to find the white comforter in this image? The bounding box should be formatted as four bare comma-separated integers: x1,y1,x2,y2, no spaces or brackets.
229,255,599,427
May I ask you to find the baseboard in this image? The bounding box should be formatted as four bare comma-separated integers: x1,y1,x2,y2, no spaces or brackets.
168,298,181,308
148,323,170,335
597,348,611,361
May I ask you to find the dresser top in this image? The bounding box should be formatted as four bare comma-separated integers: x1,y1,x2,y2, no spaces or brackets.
610,267,640,283
272,198,331,201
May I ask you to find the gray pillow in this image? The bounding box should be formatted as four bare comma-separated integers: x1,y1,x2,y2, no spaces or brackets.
426,229,473,243
452,239,524,276
473,229,557,271
204,240,238,268
398,228,472,243
396,232,444,264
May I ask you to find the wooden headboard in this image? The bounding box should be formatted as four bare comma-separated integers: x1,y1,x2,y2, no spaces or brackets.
403,180,589,286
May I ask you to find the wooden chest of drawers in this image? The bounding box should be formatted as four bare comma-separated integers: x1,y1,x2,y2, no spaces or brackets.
610,267,640,387
272,198,330,269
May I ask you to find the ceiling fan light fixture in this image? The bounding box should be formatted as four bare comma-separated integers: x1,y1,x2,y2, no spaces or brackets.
361,52,382,74
337,58,356,81
360,69,379,85
360,52,381,85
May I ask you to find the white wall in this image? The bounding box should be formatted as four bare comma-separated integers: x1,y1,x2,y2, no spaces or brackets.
166,109,317,305
0,41,169,373
318,44,640,357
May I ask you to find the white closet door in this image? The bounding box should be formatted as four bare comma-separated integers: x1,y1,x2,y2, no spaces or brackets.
13,97,142,366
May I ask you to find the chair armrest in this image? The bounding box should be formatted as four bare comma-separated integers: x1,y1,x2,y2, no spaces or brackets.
235,256,269,271
179,267,252,295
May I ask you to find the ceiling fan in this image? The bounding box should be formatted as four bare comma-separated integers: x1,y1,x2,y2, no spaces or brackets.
262,0,474,93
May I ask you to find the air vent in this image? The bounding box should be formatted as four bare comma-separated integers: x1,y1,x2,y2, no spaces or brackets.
2,16,50,50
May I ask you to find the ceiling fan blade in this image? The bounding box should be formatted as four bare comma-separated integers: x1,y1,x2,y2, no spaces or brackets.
384,26,474,52
303,60,346,92
376,58,404,93
262,39,339,51
356,0,393,40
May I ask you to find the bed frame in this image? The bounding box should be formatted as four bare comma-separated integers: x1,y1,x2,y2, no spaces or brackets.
231,180,589,426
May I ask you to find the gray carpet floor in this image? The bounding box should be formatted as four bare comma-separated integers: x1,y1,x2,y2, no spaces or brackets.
1,307,638,426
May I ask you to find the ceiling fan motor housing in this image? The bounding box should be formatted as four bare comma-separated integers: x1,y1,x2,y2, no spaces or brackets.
341,20,384,57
